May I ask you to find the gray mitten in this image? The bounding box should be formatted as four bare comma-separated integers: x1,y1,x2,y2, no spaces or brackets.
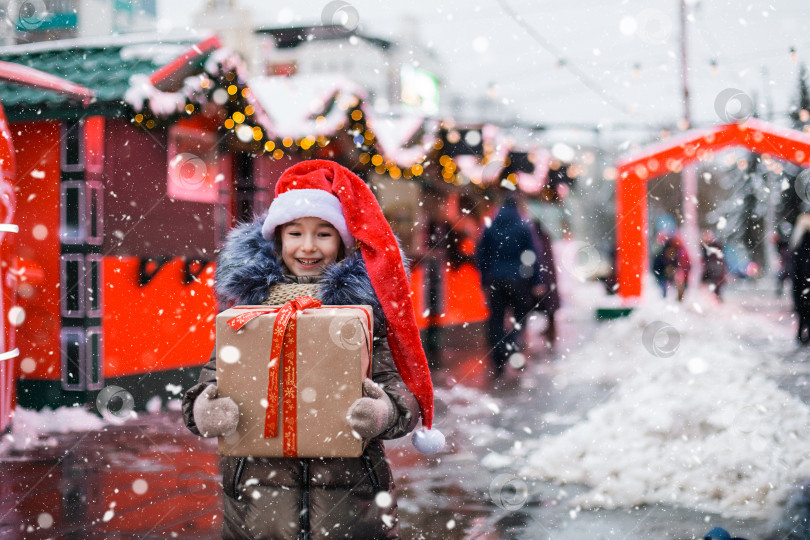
193,384,239,437
347,379,395,439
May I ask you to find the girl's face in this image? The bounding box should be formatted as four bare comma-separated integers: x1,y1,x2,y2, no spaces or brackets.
279,217,342,276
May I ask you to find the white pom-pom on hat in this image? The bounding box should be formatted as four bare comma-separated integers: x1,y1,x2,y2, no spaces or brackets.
412,427,445,455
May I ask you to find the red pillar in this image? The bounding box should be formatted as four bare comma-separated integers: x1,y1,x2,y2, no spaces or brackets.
616,171,647,299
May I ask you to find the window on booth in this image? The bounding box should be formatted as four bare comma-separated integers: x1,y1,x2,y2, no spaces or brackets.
166,126,220,204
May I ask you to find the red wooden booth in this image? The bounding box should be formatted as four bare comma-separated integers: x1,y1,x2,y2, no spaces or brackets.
0,35,287,412
615,119,810,299
0,101,18,432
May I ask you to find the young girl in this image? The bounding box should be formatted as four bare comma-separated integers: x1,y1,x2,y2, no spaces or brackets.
182,160,440,539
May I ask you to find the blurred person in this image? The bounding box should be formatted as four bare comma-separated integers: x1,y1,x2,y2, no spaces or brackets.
774,222,792,296
528,217,560,343
790,213,810,344
475,196,543,376
423,216,447,357
653,235,691,301
700,230,728,300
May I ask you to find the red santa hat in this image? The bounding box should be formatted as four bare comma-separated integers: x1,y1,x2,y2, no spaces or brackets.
262,188,355,249
262,160,439,437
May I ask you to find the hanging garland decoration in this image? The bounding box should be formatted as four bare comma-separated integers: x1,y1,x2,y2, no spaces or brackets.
122,43,570,195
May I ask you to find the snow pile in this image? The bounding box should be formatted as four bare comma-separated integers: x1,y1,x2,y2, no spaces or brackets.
519,295,807,519
1,406,105,453
433,384,512,449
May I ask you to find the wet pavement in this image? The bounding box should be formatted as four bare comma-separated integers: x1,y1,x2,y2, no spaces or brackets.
0,279,803,539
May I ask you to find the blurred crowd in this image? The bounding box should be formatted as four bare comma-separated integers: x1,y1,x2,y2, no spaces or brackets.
651,212,810,344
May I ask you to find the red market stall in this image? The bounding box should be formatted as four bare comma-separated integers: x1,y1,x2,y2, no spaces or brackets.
0,101,17,432
615,119,810,299
0,34,284,411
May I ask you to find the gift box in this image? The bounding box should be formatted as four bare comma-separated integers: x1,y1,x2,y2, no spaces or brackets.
215,297,373,458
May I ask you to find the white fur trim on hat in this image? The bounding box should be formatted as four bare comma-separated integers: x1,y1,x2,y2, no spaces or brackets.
261,189,354,248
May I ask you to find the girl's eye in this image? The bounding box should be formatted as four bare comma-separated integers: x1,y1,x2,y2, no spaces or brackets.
286,231,301,237
318,232,334,238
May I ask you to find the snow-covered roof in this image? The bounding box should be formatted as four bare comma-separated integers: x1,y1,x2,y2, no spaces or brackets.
0,31,209,56
368,114,436,167
250,74,367,140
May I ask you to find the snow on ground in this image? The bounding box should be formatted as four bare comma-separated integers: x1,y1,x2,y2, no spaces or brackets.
514,281,806,519
1,406,105,453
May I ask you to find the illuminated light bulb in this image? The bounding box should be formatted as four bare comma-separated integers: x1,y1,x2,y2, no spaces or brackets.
185,104,194,114
282,137,293,148
227,85,238,95
273,149,284,160
236,125,253,143
224,118,235,129
351,110,363,121
371,154,383,166
265,141,275,152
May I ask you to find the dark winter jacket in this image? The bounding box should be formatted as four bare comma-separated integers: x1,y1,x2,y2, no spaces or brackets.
792,231,810,312
182,217,420,540
701,239,727,285
529,220,560,313
653,237,690,284
475,199,541,287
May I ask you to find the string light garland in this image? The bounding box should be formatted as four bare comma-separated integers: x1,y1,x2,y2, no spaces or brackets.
127,52,577,194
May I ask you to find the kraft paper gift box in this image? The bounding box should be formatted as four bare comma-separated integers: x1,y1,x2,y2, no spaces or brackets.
215,301,372,458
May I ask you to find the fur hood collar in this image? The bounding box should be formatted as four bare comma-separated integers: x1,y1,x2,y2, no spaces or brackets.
215,217,390,333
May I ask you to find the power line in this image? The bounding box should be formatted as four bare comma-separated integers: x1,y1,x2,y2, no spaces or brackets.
495,0,635,116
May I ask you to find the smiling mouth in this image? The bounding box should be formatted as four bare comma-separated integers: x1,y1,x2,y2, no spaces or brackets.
296,258,322,267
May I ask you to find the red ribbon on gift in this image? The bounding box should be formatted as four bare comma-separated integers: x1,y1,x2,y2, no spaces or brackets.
227,297,373,457
227,296,322,457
